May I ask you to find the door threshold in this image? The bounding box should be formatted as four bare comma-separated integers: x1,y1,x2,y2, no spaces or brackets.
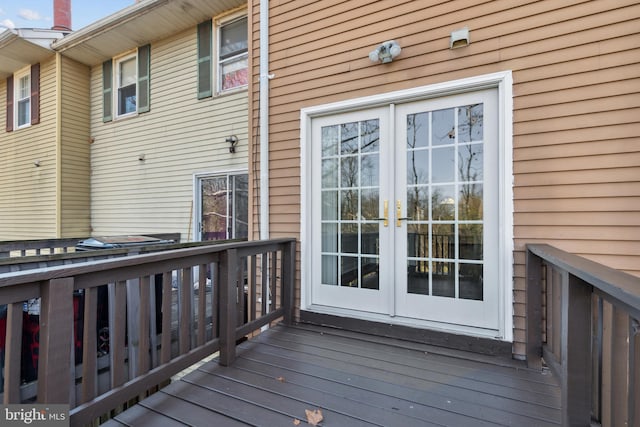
299,311,513,357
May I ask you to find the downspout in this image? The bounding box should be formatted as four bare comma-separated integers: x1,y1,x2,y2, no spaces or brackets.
259,0,269,240
55,52,63,237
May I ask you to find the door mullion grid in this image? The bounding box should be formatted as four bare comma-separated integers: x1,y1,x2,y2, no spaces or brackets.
428,110,433,297
357,121,362,289
454,106,460,300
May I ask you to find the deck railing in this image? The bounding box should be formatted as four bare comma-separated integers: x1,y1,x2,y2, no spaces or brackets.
526,244,640,427
0,238,296,426
0,233,182,258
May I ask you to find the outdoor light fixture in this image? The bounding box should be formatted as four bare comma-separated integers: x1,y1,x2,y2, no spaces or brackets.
450,27,470,49
226,135,239,153
369,40,401,63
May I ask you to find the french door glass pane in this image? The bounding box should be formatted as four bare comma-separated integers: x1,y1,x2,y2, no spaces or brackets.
201,174,248,241
231,175,248,239
202,177,227,240
321,119,380,290
406,104,485,300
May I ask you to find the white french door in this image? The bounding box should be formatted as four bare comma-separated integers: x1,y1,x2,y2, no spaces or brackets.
310,108,393,314
308,87,503,336
393,90,499,331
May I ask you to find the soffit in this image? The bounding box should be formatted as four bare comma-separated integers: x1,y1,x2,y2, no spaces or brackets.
52,0,246,66
0,32,55,79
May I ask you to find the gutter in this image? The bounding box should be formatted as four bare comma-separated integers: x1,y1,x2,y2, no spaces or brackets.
259,0,269,240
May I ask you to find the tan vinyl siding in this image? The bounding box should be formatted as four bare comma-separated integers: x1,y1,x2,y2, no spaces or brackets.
90,25,248,241
250,0,640,356
0,56,58,239
60,56,91,237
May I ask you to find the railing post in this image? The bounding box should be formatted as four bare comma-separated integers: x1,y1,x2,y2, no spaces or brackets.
219,248,238,366
38,277,74,404
282,240,296,325
526,247,542,370
562,274,593,426
4,302,23,403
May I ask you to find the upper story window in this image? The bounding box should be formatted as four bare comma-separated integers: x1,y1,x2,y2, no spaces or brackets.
16,71,31,128
197,13,247,99
5,63,40,132
117,54,137,116
218,17,248,92
102,45,150,122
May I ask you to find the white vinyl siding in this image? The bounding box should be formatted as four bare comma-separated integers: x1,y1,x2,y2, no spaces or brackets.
0,57,58,239
60,56,91,237
89,27,248,241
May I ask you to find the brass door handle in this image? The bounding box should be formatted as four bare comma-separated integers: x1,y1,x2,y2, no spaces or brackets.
396,200,403,227
376,200,388,227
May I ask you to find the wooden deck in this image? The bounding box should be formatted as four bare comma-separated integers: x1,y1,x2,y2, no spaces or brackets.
102,324,561,426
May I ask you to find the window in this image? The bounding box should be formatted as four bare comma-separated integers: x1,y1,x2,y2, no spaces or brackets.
218,17,248,92
5,63,39,132
197,15,247,97
16,71,31,128
117,54,137,116
102,45,150,122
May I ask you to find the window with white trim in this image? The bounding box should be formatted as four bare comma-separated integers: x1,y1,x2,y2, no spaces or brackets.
5,63,39,132
116,54,137,117
218,16,248,92
16,70,31,128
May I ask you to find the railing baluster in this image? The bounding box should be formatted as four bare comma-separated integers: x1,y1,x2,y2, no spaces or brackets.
198,264,206,346
283,241,296,325
261,253,268,315
160,271,172,364
631,321,640,426
561,274,592,426
271,250,277,312
4,302,23,403
81,287,98,404
591,296,603,421
179,267,192,355
110,281,127,388
608,307,631,427
38,277,74,404
249,255,257,322
219,248,238,366
525,249,542,369
139,276,151,375
212,261,219,340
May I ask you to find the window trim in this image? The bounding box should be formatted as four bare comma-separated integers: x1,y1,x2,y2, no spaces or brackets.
215,13,248,93
103,45,151,122
114,52,138,119
14,66,31,130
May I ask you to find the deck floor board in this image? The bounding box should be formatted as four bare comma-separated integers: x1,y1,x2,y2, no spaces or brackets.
104,324,562,426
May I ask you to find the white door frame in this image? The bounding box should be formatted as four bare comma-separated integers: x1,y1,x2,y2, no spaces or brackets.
300,71,514,341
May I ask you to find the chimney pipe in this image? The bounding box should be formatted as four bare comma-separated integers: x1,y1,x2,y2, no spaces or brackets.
52,0,72,31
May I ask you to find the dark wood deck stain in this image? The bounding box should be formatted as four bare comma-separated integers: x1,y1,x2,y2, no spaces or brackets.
102,324,561,426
